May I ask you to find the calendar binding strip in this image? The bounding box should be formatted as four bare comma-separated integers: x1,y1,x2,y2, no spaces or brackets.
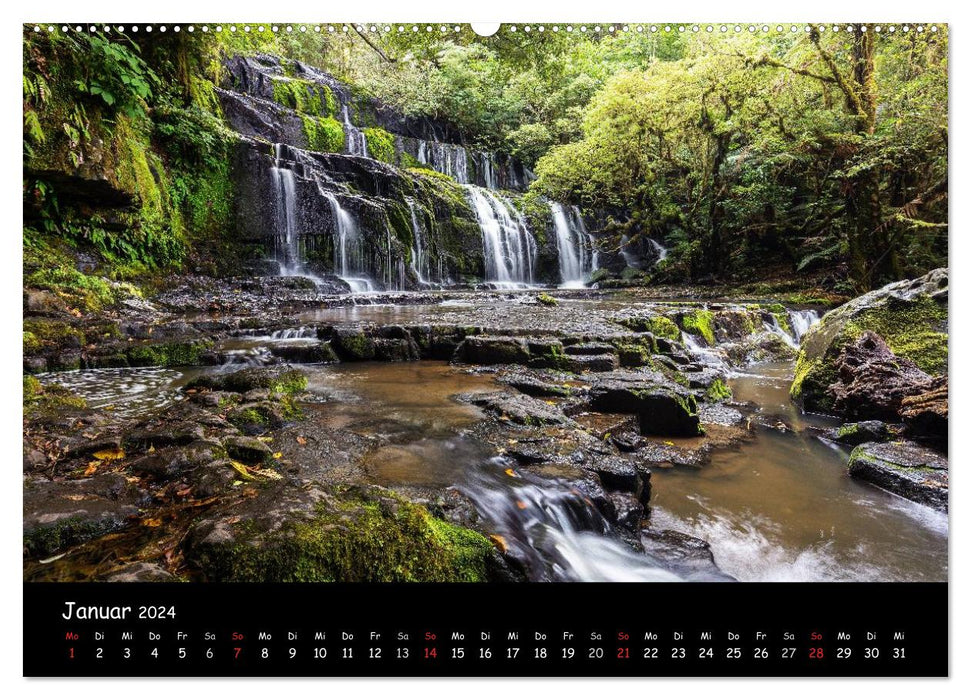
26,23,944,36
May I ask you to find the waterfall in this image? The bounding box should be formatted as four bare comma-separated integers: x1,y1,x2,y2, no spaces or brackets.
479,152,497,190
648,238,669,264
681,332,729,368
407,198,431,285
550,203,598,288
342,105,368,157
619,234,640,269
465,186,537,287
269,144,300,275
426,141,470,184
321,189,374,293
790,310,821,343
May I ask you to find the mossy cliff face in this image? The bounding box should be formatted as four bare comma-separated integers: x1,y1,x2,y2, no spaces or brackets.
187,485,498,582
791,268,948,413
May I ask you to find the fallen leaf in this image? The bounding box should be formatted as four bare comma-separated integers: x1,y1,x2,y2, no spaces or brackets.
141,518,163,527
83,462,99,476
230,461,257,481
504,468,519,478
515,500,528,510
296,436,307,445
92,447,125,460
272,452,283,459
489,534,508,553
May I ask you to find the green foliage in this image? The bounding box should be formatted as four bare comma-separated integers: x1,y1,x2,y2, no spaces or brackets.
71,35,158,119
363,127,395,163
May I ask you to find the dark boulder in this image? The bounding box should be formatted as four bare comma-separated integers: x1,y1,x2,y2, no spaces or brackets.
828,332,934,421
829,420,892,446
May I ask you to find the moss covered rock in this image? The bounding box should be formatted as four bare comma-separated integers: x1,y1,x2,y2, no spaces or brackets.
791,269,947,413
187,485,498,582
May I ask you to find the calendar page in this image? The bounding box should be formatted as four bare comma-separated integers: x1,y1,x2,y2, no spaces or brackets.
22,21,948,677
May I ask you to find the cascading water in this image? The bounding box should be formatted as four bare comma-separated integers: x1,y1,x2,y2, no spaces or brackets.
550,203,598,288
790,309,821,342
406,198,432,286
426,141,470,184
462,464,684,582
321,189,374,293
648,238,669,264
269,144,301,275
342,104,368,157
479,152,497,190
465,186,537,287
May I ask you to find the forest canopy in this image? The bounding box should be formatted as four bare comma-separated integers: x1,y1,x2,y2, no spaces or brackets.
23,24,947,292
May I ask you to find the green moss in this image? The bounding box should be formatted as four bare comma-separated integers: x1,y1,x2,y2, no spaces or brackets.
843,296,948,375
272,78,334,117
22,319,85,354
363,127,395,164
194,488,496,582
301,115,345,153
270,371,309,396
23,234,118,311
679,310,716,345
536,293,558,307
125,340,213,367
23,376,87,416
704,378,732,402
836,423,860,439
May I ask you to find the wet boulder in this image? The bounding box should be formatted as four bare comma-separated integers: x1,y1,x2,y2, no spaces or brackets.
828,332,934,421
608,492,645,530
329,327,377,361
186,365,307,394
828,420,892,446
269,341,339,364
641,528,735,581
497,372,576,398
901,375,948,450
847,441,948,511
588,371,701,437
186,484,500,582
792,268,947,413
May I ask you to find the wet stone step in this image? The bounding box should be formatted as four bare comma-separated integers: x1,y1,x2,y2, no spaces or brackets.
564,354,620,373
564,342,617,356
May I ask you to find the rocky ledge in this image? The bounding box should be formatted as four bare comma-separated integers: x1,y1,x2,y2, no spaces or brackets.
847,441,948,512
